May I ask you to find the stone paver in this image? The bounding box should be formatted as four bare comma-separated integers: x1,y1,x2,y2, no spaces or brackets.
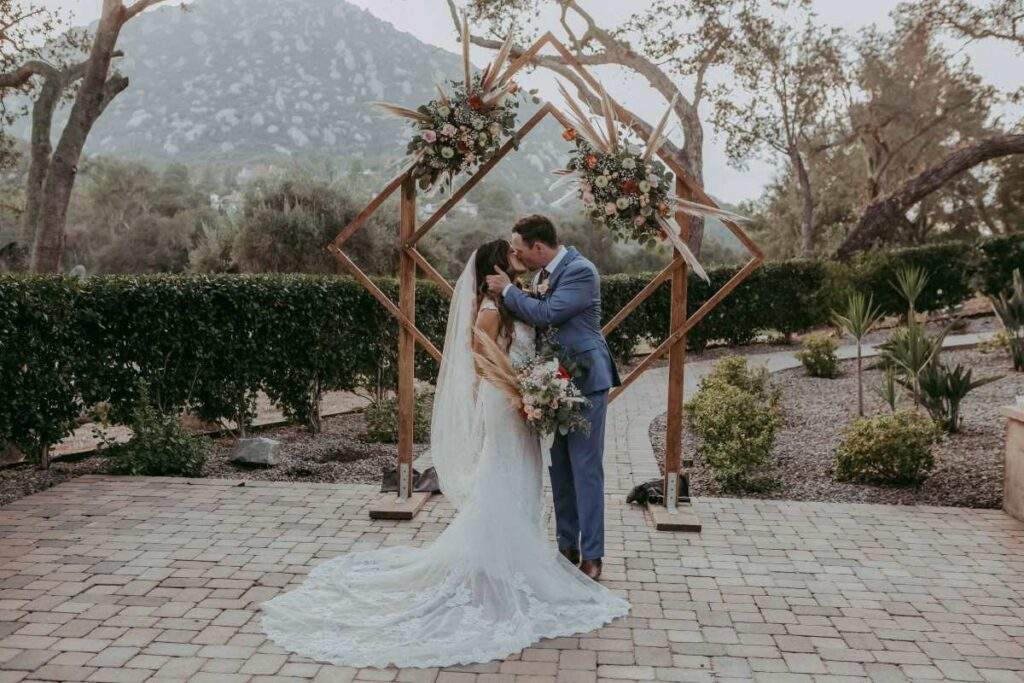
2,330,1019,681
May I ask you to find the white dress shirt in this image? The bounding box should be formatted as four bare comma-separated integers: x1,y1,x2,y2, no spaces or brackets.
504,245,567,297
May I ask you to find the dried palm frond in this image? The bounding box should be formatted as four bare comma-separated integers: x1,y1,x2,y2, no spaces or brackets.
642,93,678,162
435,82,451,106
483,32,514,92
461,12,472,95
669,196,751,224
481,81,513,108
371,102,431,124
599,86,619,152
472,328,522,408
556,81,609,152
655,215,710,284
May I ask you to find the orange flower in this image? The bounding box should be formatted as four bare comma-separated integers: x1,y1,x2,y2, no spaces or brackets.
585,154,598,169
562,128,577,142
658,203,670,217
508,81,520,94
468,95,484,111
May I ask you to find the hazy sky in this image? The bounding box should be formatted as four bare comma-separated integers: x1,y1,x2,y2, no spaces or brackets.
36,0,1024,202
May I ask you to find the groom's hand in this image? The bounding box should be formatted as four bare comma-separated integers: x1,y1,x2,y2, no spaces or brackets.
486,266,511,296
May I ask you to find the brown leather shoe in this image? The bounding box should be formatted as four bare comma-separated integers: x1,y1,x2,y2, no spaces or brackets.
580,558,602,581
559,547,580,566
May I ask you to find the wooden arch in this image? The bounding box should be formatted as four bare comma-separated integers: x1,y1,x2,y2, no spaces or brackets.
328,33,764,528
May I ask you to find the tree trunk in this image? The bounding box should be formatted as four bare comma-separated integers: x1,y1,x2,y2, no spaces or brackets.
837,134,1024,259
790,147,815,257
30,3,131,273
22,74,62,242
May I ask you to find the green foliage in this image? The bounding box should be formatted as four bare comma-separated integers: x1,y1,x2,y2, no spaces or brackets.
849,243,975,316
835,410,938,486
891,264,929,315
362,387,433,444
0,276,80,462
105,384,209,477
975,234,1024,298
917,362,1002,433
795,333,840,378
878,317,950,406
876,367,902,412
687,357,780,493
990,268,1024,371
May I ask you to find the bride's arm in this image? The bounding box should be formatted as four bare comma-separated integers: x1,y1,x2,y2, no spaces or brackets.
472,307,501,357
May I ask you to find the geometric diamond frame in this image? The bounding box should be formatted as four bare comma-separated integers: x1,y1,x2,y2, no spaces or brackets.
327,33,763,521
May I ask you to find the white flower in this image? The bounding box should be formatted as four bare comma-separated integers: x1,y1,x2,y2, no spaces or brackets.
441,147,455,158
478,132,489,145
489,122,502,137
621,157,636,170
639,193,649,206
616,196,631,210
594,175,610,188
472,118,485,130
648,175,660,188
639,180,651,193
437,105,451,118
440,123,457,137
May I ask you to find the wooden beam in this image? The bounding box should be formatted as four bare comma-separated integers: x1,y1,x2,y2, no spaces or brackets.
405,247,455,298
331,169,408,249
663,177,690,512
610,255,763,402
407,103,557,247
397,176,417,500
328,245,443,362
601,262,674,336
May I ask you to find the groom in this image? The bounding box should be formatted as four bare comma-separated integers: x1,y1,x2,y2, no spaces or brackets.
486,215,620,581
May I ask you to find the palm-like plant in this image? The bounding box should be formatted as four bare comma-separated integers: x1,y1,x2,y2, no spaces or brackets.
917,362,1002,432
891,265,929,318
878,316,950,410
991,268,1024,372
832,293,883,416
875,366,902,412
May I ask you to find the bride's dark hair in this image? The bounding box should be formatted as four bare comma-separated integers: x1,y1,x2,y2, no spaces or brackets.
474,239,516,347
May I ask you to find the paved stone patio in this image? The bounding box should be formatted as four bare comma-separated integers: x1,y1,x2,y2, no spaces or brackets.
2,345,1023,682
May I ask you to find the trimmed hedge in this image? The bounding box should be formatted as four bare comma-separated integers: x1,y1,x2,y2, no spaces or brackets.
2,233,1021,460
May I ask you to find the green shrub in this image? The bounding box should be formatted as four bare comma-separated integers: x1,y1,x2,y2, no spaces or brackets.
975,233,1024,298
362,386,433,444
834,410,938,486
849,242,975,316
687,357,780,492
991,268,1024,372
105,385,208,477
795,333,840,378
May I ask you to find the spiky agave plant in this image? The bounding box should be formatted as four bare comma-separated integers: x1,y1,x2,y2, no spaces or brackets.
878,315,950,410
992,268,1024,371
917,362,1002,432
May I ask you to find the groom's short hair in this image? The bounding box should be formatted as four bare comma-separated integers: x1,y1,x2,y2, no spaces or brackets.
513,215,558,248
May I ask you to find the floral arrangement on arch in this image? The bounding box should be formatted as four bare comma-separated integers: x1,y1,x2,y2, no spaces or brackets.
373,19,525,193
553,83,749,283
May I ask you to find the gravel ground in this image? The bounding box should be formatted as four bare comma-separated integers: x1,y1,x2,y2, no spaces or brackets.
0,412,425,508
651,346,1022,508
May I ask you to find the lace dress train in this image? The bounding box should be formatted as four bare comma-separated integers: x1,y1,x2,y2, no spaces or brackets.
261,317,629,668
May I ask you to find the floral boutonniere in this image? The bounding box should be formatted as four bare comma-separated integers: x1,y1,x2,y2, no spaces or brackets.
535,282,550,297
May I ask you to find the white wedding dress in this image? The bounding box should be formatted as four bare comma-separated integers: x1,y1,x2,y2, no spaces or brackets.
261,255,629,669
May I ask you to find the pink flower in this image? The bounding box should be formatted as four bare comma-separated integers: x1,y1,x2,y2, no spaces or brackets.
581,191,595,205
604,202,617,215
633,215,646,227
422,130,437,143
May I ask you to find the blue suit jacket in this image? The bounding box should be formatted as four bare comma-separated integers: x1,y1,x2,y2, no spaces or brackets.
503,247,621,395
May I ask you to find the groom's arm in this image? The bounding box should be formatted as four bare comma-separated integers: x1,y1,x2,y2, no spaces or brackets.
503,266,595,327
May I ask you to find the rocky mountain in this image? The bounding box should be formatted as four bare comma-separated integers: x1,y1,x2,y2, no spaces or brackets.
13,0,567,202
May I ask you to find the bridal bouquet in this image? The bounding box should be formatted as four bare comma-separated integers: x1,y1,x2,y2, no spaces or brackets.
473,332,590,444
373,19,524,192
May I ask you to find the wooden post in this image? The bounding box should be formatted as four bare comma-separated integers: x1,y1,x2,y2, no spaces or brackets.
398,176,416,500
664,177,689,511
650,178,701,532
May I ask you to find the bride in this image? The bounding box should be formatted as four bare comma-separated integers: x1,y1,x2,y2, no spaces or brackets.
262,239,630,668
